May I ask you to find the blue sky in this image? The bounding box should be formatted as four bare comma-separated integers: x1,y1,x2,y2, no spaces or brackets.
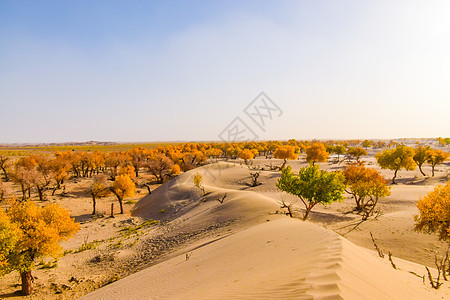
0,0,449,143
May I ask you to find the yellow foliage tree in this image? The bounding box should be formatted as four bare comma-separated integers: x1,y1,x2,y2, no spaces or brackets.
0,201,79,295
119,165,136,180
343,164,391,219
273,145,297,169
414,182,450,240
193,172,205,195
305,142,329,165
127,147,148,177
111,174,135,214
90,175,111,215
361,140,372,149
239,149,256,165
375,145,416,184
345,147,367,163
426,149,449,177
172,164,181,175
413,145,431,176
50,156,71,195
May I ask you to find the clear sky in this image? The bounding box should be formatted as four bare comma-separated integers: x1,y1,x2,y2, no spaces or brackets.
0,0,449,143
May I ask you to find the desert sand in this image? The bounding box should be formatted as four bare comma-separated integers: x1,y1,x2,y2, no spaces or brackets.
1,157,448,299
79,161,448,299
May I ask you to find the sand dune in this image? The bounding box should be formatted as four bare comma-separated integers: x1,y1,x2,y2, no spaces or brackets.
81,218,438,299
81,162,445,299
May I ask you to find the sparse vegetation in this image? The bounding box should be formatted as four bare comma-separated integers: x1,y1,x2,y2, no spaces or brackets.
0,139,448,298
193,173,206,196
249,171,261,187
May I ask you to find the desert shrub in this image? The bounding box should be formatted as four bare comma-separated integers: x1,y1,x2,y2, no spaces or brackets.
193,173,205,195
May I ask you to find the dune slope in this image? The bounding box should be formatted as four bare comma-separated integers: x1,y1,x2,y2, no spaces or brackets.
81,218,437,299
81,162,443,299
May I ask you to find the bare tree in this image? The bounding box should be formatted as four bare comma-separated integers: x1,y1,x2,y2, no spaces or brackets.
90,175,111,215
370,232,384,258
250,171,261,187
146,154,174,183
277,199,295,218
0,156,11,182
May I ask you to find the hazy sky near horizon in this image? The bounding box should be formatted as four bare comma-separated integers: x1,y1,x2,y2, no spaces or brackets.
0,0,449,143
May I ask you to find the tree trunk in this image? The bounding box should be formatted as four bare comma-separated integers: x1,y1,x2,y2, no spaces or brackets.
431,164,435,177
21,185,27,201
92,196,96,215
145,184,152,194
1,168,9,182
21,271,33,295
303,206,313,220
418,164,426,176
135,169,139,178
392,169,398,184
280,159,287,170
355,196,362,210
119,198,124,214
37,188,44,201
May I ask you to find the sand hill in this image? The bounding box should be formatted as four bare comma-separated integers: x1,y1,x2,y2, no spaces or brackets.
81,162,447,299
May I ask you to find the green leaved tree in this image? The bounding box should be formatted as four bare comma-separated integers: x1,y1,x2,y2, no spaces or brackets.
276,165,345,220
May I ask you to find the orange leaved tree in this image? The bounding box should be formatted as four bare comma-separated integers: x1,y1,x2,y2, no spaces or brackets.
414,182,450,240
273,145,297,169
110,174,135,214
239,149,257,165
342,164,391,219
0,201,79,295
305,142,329,165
